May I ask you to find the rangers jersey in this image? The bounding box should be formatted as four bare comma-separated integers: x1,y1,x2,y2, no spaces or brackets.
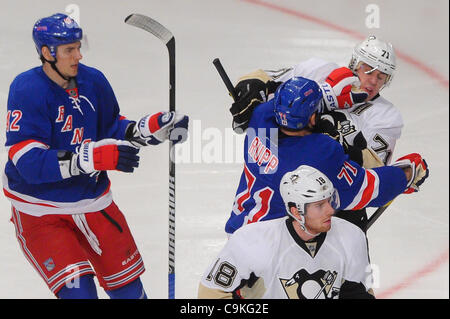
4,64,132,216
269,57,403,165
225,99,407,234
200,217,373,299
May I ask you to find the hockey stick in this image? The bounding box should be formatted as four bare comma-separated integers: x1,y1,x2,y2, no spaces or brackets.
213,58,251,133
365,199,394,231
213,58,238,101
125,13,176,299
212,57,394,232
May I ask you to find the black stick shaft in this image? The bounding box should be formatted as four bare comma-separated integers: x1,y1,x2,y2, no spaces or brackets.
365,199,394,231
213,58,238,101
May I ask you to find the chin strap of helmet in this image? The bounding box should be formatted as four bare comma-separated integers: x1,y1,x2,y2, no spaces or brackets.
41,47,71,82
47,58,71,82
292,211,321,238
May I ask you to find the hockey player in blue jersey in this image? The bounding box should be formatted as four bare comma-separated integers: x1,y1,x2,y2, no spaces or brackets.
225,77,428,235
4,13,189,299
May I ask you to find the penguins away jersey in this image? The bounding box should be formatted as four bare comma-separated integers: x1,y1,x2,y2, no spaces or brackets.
268,57,404,165
200,217,373,299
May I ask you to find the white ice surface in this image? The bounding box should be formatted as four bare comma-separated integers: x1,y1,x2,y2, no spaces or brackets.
0,0,448,299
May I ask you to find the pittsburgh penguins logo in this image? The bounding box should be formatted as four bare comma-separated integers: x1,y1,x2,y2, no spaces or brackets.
280,269,340,299
337,119,356,136
321,111,356,138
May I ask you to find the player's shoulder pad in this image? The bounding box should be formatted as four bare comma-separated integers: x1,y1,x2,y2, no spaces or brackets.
248,99,277,129
291,57,340,81
77,63,108,83
230,218,284,251
10,67,49,94
311,133,346,156
253,99,275,116
372,95,403,121
365,96,404,138
329,216,366,246
302,57,339,69
9,67,52,109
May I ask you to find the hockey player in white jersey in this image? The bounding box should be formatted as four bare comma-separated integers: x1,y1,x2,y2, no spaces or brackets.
229,35,401,230
198,165,374,299
230,35,398,166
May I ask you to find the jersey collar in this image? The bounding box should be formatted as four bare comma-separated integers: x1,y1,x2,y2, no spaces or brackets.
285,218,326,258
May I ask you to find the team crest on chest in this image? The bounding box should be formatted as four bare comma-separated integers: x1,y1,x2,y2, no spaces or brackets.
55,105,87,145
54,90,97,145
279,269,340,299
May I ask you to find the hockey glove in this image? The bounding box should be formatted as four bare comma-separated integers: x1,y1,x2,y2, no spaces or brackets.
126,111,189,147
230,69,280,134
316,116,383,168
319,67,368,110
393,153,429,194
316,116,363,165
77,139,140,173
58,139,140,178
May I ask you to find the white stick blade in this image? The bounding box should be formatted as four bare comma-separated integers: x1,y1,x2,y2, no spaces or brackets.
125,13,173,44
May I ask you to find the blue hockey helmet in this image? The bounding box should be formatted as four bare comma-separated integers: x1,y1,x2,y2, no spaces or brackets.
32,13,83,57
274,77,323,130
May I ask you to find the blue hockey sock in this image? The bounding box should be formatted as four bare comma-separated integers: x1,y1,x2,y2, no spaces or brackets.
57,274,98,299
105,278,147,299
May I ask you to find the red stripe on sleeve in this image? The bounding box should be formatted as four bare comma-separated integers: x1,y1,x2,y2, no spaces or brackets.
8,139,47,161
353,170,376,210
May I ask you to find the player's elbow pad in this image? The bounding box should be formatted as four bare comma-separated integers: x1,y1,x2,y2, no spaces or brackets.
14,149,68,184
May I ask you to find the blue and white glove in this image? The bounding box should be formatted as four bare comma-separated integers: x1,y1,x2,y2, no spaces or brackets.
126,111,189,147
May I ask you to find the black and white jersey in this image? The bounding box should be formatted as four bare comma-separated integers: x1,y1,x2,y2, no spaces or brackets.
200,217,374,299
268,57,403,165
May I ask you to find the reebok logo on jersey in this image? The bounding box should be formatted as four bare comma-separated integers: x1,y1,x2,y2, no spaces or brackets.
43,258,55,272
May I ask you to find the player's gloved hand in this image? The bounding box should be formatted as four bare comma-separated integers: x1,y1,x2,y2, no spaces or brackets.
392,153,429,194
315,115,340,140
126,111,189,147
339,131,367,166
319,67,368,109
76,139,140,174
315,115,370,167
230,69,280,134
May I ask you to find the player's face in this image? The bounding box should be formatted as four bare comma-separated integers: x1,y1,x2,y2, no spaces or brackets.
304,198,335,234
55,42,83,78
356,63,388,101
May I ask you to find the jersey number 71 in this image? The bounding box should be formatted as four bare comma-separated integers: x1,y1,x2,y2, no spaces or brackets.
232,165,274,225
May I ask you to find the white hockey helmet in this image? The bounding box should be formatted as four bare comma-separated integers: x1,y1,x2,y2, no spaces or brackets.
280,165,339,232
349,35,396,88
